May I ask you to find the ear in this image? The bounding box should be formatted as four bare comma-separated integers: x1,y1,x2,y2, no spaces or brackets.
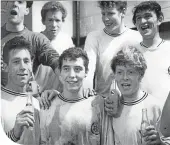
25,8,30,16
3,62,9,72
158,15,164,25
121,8,126,18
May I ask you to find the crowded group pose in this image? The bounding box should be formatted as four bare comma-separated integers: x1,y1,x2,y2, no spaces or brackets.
1,1,170,145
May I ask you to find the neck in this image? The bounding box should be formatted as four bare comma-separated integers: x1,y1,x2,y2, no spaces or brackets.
108,22,126,35
6,83,27,93
142,33,162,48
63,87,84,100
122,89,140,102
43,30,58,41
6,22,25,32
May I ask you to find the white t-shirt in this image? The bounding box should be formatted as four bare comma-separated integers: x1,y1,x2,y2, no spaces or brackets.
84,28,142,95
111,90,161,145
1,86,40,145
40,94,105,145
35,32,74,92
136,40,170,107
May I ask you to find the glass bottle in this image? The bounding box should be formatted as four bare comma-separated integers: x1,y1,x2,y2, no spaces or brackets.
140,108,150,144
26,82,34,130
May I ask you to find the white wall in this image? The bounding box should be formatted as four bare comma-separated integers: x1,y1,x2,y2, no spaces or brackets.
32,1,73,37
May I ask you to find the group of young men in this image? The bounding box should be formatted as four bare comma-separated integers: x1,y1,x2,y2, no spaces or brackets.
1,1,170,145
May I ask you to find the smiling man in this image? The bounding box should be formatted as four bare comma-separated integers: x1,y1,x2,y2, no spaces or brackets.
40,47,107,145
132,1,170,107
84,1,142,98
1,36,40,144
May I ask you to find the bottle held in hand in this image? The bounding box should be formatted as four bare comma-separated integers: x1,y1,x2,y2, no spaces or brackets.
26,82,34,130
140,108,150,143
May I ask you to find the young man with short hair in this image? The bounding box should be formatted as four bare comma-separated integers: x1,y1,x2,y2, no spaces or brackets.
1,1,59,90
84,1,142,98
109,45,169,145
36,1,74,92
1,36,40,144
132,1,170,107
40,47,110,145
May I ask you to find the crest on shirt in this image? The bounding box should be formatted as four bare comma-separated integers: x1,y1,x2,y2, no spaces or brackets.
168,66,170,75
91,121,100,135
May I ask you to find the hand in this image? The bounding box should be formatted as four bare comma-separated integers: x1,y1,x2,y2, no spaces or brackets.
104,89,122,117
13,108,34,139
83,88,97,99
143,125,162,145
39,90,60,110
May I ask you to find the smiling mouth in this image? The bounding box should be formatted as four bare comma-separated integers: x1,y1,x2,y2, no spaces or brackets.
141,24,150,31
67,81,78,84
17,74,28,77
10,10,18,15
121,83,131,89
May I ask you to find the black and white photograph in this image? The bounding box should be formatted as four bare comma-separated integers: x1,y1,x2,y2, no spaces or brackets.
1,0,170,145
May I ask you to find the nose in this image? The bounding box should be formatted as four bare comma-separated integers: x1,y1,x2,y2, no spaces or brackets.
141,17,147,23
20,61,26,71
52,21,57,27
123,72,129,80
69,68,76,78
103,14,109,21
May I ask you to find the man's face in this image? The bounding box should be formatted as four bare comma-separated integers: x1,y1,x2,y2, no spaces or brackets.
101,7,123,34
6,1,29,24
43,10,63,38
115,65,141,98
6,49,32,87
59,57,87,93
135,10,161,39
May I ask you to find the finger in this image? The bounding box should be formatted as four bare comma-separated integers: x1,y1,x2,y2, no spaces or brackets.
48,90,59,101
145,125,155,131
18,109,33,116
146,140,160,145
37,97,44,109
23,117,34,127
145,134,158,141
19,113,35,123
92,90,97,95
83,89,89,99
144,129,157,137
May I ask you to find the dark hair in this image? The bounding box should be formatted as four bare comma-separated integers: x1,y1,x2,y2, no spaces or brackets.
58,47,89,72
111,45,147,79
98,1,127,12
26,1,33,8
41,1,67,23
3,36,33,64
132,1,164,25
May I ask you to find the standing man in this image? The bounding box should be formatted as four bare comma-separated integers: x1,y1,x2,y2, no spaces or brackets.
1,1,59,90
132,1,170,107
1,36,40,144
36,1,74,92
84,1,142,97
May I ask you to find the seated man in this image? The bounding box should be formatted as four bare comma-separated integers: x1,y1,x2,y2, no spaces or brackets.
1,36,40,144
40,47,112,145
108,45,170,145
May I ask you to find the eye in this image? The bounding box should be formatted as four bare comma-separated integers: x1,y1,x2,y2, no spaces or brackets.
24,59,30,64
117,71,122,75
13,60,20,64
63,67,69,71
136,16,141,21
74,67,82,72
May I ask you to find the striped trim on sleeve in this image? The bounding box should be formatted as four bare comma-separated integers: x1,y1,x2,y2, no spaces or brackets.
6,128,20,142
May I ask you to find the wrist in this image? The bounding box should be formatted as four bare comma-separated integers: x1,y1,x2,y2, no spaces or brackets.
13,127,21,140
